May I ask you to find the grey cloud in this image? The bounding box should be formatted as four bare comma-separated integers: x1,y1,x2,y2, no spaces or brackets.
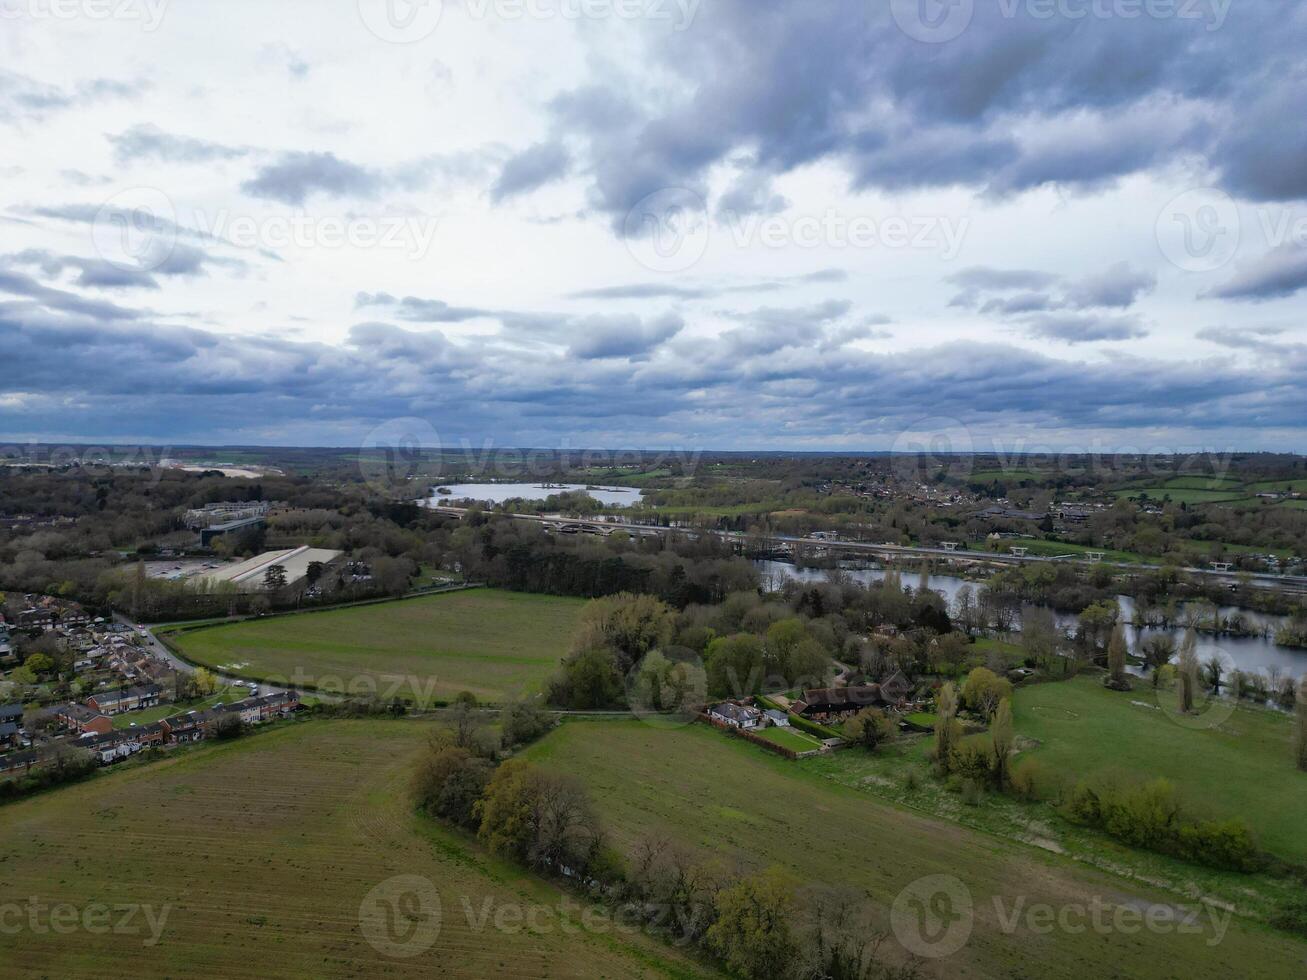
1207,245,1307,302
241,152,382,205
1024,313,1149,344
109,124,250,164
491,142,572,202
568,313,684,360
1064,262,1158,309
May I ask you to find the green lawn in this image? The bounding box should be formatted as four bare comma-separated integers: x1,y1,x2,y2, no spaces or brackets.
166,588,585,704
753,725,822,752
110,687,248,729
525,720,1307,979
1014,675,1307,863
0,721,709,978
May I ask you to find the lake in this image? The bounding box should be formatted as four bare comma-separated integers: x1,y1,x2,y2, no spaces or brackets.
427,483,643,507
754,559,1307,680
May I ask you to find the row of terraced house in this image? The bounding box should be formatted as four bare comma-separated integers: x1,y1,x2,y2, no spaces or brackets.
0,691,301,778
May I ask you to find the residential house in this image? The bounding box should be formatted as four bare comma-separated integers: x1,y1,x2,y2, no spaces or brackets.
707,702,763,729
762,709,790,728
791,686,888,722
86,684,163,716
0,722,21,750
56,704,114,736
15,608,55,630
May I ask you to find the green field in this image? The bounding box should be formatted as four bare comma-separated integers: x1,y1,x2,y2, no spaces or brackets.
166,589,585,703
525,720,1307,978
753,725,822,752
1248,479,1307,493
1014,675,1307,863
0,721,708,978
1114,488,1250,505
1163,476,1246,490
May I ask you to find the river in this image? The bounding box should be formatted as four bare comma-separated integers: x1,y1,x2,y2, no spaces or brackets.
754,560,1307,680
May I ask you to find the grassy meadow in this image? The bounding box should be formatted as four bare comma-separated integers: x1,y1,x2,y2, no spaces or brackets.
0,721,712,979
1014,674,1307,863
525,719,1307,979
165,588,585,703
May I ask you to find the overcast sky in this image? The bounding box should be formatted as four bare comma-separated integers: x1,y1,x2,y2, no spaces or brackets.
2,0,1305,454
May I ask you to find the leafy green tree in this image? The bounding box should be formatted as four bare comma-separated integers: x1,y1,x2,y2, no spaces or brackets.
412,745,491,828
1105,624,1131,690
961,667,1012,719
263,564,288,591
572,593,674,673
705,868,800,980
1177,630,1199,715
843,708,894,752
705,633,766,698
547,646,624,709
990,698,1014,789
933,682,961,773
1296,678,1307,773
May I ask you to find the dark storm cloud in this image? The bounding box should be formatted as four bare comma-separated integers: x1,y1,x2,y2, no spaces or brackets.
538,2,1305,224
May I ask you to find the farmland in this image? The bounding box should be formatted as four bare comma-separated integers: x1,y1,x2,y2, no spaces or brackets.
0,721,712,979
524,720,1307,978
165,589,585,703
1013,675,1307,864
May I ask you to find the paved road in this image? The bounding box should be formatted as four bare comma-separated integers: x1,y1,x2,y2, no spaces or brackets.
113,611,293,696
432,505,1307,596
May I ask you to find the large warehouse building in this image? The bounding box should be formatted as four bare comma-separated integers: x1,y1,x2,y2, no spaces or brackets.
196,546,341,592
